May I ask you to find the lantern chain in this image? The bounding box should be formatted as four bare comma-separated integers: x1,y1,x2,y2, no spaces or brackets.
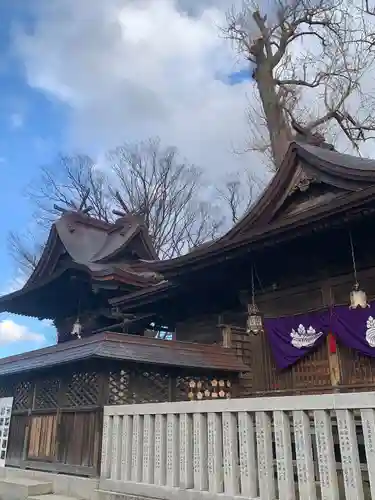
349,231,358,284
251,265,255,306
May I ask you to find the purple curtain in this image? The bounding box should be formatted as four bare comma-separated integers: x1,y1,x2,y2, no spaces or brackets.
332,302,375,357
264,310,330,370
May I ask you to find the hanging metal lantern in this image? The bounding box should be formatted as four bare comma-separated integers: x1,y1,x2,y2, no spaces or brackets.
246,264,264,335
348,232,369,309
349,282,369,309
71,318,82,339
246,302,264,335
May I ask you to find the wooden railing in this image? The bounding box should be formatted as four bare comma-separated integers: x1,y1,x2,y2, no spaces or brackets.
100,392,375,499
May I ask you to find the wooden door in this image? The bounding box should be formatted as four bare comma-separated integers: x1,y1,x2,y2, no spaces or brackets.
27,413,58,461
56,410,102,475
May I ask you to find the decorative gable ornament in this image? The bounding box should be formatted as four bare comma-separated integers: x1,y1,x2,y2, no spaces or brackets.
349,282,369,309
290,324,323,349
291,171,317,194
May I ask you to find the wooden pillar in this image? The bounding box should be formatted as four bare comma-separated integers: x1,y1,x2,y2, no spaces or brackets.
221,326,232,348
223,324,254,396
321,283,341,388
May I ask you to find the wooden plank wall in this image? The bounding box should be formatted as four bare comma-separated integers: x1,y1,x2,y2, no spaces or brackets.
28,415,57,460
175,266,375,397
176,315,221,344
2,360,235,477
0,363,106,476
331,268,375,389
57,411,101,468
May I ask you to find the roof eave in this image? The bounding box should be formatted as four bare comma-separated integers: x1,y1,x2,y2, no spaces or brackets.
0,332,247,376
0,264,89,317
26,225,60,286
143,183,375,278
110,281,174,307
295,143,375,186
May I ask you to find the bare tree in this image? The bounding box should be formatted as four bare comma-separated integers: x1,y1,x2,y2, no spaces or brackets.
216,169,265,224
27,154,112,226
362,0,375,47
8,231,44,278
7,155,113,280
243,83,300,171
9,138,228,275
225,0,375,167
108,139,224,258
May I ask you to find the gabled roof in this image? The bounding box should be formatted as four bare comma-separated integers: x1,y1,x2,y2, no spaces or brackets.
27,211,159,287
221,141,375,241
135,141,375,279
0,211,162,317
0,332,248,376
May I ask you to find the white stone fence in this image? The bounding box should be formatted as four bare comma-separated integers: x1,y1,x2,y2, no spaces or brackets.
100,392,375,500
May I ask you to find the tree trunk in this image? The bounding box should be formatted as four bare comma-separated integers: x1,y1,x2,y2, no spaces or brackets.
254,65,292,168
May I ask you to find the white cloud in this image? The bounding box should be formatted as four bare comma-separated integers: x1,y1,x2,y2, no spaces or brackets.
16,0,372,177
0,319,45,345
14,0,263,177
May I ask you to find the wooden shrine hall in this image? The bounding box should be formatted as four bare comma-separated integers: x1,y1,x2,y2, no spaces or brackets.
109,137,375,397
2,132,375,476
0,210,246,476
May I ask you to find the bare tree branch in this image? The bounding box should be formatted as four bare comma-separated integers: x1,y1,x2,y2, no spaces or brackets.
216,170,265,224
10,138,244,274
25,154,112,228
8,231,44,278
224,0,375,167
108,138,225,259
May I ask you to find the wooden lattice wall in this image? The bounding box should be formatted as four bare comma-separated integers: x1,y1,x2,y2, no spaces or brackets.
1,360,235,477
229,327,332,397
212,266,375,397
229,327,375,397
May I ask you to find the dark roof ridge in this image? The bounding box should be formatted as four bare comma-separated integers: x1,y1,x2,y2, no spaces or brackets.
0,331,106,368
295,142,375,179
59,210,113,231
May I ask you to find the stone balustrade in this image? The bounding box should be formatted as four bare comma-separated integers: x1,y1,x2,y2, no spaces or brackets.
100,392,375,499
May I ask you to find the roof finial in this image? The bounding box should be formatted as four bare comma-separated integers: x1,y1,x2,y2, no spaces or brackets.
112,191,130,218
112,191,146,223
54,188,93,215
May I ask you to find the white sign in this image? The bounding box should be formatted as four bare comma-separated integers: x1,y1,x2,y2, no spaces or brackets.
0,397,13,468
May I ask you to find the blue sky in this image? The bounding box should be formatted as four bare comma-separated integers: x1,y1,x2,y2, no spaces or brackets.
227,69,252,85
0,3,64,356
0,1,253,359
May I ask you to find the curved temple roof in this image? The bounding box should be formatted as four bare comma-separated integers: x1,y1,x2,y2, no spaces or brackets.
4,139,375,316
138,140,375,278
222,142,375,241
0,210,162,316
29,210,159,285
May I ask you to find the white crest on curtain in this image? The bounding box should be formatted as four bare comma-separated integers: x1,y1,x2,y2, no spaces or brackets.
290,324,324,349
365,316,375,347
